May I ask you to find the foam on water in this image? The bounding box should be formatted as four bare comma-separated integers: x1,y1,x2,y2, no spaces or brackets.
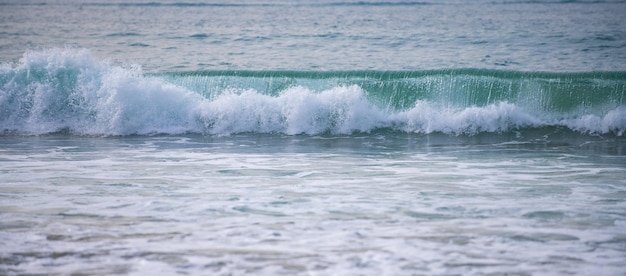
1,49,625,136
0,134,624,275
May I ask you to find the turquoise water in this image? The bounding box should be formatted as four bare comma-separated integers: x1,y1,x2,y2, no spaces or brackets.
1,0,626,275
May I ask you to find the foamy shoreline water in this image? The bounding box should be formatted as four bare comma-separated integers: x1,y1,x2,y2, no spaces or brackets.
1,134,625,274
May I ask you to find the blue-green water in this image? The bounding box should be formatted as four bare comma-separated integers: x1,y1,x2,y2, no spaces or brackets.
1,0,625,275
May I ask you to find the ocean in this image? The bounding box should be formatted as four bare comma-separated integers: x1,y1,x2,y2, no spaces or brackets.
1,0,625,275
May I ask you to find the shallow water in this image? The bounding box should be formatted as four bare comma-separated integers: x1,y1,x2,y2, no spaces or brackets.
1,133,625,274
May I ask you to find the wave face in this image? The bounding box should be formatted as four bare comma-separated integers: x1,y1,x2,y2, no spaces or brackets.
1,49,625,136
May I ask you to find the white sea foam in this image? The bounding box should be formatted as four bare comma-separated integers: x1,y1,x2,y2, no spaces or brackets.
1,49,625,136
1,135,624,275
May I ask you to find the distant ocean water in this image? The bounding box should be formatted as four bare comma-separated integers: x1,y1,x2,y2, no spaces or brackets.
1,0,625,275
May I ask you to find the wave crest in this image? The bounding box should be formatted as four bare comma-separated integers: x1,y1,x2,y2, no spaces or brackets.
1,48,625,136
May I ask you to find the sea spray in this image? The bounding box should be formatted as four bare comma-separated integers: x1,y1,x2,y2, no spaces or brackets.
0,49,204,135
194,85,387,135
1,49,625,136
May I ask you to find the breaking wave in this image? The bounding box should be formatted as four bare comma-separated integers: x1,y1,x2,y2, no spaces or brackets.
1,48,624,136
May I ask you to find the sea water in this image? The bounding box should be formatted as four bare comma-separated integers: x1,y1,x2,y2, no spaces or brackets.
1,0,626,275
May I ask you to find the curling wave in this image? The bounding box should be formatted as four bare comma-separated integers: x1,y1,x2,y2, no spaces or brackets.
1,48,625,136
